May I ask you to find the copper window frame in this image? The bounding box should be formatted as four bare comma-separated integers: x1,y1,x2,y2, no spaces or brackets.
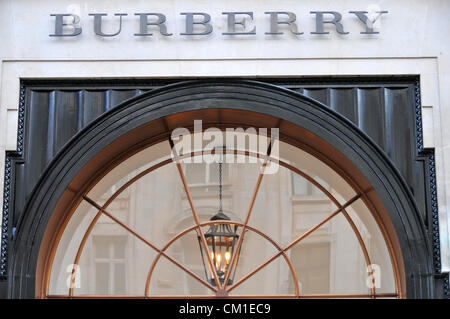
35,110,406,299
46,147,398,299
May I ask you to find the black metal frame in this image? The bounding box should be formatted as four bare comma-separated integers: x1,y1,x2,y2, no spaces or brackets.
0,77,448,298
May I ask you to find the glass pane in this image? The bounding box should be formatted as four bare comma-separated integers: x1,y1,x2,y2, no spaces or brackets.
48,200,98,295
228,230,289,295
73,218,157,296
95,263,110,294
93,237,110,259
279,140,356,203
209,162,229,183
101,162,197,249
162,229,207,285
231,261,296,297
293,173,308,195
114,240,126,259
185,162,206,184
148,255,213,296
288,213,370,295
312,175,328,195
186,154,260,225
231,254,296,296
247,167,338,247
345,199,396,293
87,140,172,206
290,242,331,294
114,263,126,294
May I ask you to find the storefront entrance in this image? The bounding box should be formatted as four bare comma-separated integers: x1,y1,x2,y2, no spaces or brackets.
5,80,433,298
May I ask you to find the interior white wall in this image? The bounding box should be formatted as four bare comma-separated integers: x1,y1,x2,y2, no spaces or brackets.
0,0,448,273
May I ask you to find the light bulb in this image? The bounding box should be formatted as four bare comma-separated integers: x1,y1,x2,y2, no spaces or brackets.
225,251,231,263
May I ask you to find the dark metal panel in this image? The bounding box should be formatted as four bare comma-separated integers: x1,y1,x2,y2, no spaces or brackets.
108,89,139,110
83,90,107,126
302,88,329,106
13,163,25,224
18,82,423,207
384,87,414,191
46,91,56,164
414,160,427,221
291,88,304,94
25,91,50,194
137,89,150,95
330,88,358,125
18,81,424,209
53,91,80,154
357,88,386,151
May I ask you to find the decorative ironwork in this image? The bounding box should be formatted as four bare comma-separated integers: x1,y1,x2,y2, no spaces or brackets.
427,151,442,273
413,78,450,297
414,79,424,153
0,157,11,278
16,84,26,155
0,83,26,279
444,274,450,299
413,78,449,296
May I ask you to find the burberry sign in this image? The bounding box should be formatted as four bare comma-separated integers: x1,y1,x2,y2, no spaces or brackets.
50,11,389,37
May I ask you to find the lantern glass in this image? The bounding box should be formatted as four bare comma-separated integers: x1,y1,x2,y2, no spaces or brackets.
197,212,240,286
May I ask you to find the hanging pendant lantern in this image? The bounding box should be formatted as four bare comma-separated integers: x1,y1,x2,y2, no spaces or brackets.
197,156,241,286
198,211,240,286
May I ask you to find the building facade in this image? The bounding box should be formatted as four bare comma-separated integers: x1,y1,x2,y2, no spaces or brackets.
0,0,449,299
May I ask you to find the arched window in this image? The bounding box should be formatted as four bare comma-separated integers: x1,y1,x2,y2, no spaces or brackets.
47,131,398,298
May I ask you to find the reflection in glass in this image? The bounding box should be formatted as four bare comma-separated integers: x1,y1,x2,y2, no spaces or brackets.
49,132,396,298
73,215,157,296
288,213,369,295
345,199,396,293
49,200,97,295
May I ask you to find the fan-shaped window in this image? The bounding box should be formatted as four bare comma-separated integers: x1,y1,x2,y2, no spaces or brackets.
46,131,398,298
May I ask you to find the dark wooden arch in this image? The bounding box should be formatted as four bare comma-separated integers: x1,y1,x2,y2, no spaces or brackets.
7,80,432,298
